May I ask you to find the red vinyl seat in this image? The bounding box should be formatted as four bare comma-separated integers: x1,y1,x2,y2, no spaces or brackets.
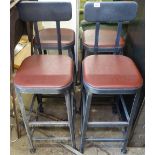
34,28,75,49
82,29,125,49
83,55,143,89
14,55,73,88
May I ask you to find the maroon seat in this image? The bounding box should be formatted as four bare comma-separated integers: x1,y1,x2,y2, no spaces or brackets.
82,29,125,49
14,55,73,88
34,28,75,49
83,55,143,89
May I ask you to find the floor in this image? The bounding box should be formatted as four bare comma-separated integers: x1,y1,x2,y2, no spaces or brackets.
10,87,145,155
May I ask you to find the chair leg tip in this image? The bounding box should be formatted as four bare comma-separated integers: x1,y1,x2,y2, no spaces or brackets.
30,148,36,153
79,147,84,153
121,148,127,154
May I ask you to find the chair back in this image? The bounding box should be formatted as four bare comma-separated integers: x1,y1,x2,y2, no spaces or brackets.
17,1,72,54
84,1,138,54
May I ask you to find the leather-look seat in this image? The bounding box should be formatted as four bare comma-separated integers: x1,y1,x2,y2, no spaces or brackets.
14,55,73,88
83,55,143,89
82,29,125,49
34,28,75,49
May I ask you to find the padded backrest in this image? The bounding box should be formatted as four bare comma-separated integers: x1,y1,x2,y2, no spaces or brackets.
17,1,72,22
84,1,138,23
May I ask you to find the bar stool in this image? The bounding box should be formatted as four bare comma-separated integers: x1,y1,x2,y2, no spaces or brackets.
14,1,76,152
81,2,126,59
30,1,76,111
80,2,143,154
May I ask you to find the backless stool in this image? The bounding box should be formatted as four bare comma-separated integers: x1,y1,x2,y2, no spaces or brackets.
80,1,143,153
14,1,76,153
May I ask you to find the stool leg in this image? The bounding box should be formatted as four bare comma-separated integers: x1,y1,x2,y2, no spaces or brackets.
80,92,92,153
80,88,86,134
15,88,36,153
71,46,75,62
43,50,47,54
68,48,73,59
65,91,76,148
81,47,85,60
36,94,44,113
12,88,21,138
121,89,141,153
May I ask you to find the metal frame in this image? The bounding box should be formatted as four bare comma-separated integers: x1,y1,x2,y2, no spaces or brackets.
80,79,142,153
80,3,140,153
15,83,76,153
33,16,77,111
20,1,77,111
81,21,124,60
15,1,76,153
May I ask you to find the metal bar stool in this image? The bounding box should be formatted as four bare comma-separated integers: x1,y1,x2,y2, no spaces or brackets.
14,1,76,153
80,1,143,154
30,0,76,110
81,1,127,59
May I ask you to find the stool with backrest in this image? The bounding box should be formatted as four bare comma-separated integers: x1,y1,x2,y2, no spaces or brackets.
81,1,127,59
14,1,76,152
30,0,76,109
80,1,143,153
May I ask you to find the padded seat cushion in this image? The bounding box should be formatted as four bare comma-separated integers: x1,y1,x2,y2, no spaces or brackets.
35,28,75,49
83,55,143,89
82,29,125,48
14,55,73,88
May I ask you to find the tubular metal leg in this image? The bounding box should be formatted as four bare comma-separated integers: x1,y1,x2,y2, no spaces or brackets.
80,92,92,153
43,50,47,54
65,91,76,148
80,88,86,134
36,94,44,113
71,46,75,62
121,89,141,153
15,88,36,153
81,47,85,60
68,48,73,60
12,88,21,138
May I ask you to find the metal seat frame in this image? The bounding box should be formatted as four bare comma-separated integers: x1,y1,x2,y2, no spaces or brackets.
80,2,142,154
15,1,76,153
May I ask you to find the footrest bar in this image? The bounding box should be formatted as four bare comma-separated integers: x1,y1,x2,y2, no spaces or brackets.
88,121,129,128
32,136,71,141
29,121,69,127
85,137,125,142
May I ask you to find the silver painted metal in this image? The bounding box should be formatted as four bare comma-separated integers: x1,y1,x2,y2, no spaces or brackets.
32,137,71,142
85,138,125,142
65,91,76,148
80,91,92,153
87,121,129,128
121,89,141,152
80,79,142,153
15,88,35,151
120,95,130,122
29,121,69,128
15,83,76,152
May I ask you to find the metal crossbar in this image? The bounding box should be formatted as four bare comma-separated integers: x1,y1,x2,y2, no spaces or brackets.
29,121,69,127
85,137,126,142
88,121,129,128
120,95,130,122
32,137,71,142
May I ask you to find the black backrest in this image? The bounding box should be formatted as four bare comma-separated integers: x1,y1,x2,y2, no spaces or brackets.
84,1,138,23
17,1,72,55
84,1,138,54
17,1,72,22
